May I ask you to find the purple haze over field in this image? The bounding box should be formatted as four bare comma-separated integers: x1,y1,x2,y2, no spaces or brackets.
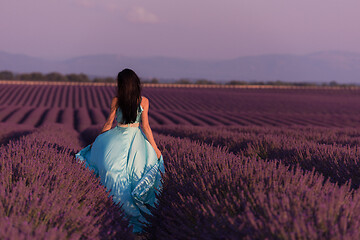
1,0,360,60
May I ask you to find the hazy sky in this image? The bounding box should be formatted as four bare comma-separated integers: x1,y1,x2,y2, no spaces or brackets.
1,0,359,60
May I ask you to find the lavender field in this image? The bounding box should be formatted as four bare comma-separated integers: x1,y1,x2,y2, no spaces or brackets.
1,82,360,239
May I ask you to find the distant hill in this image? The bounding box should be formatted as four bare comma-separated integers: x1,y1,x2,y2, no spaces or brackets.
1,50,360,83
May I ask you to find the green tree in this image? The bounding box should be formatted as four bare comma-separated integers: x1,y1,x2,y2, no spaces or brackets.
329,81,338,86
66,73,90,82
18,72,44,81
150,78,159,84
29,72,45,81
18,73,32,81
0,70,14,80
45,72,67,82
267,80,291,86
195,79,216,85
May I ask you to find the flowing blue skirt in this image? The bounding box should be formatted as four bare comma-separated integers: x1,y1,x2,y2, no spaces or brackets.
75,126,165,233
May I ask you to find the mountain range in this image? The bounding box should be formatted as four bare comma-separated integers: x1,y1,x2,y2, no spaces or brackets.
1,50,360,83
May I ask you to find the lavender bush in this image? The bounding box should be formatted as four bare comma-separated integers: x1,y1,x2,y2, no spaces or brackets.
2,83,360,239
1,84,360,129
154,125,360,189
145,134,360,239
0,124,133,239
0,123,34,146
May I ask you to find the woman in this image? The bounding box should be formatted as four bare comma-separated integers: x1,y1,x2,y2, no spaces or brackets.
75,68,164,234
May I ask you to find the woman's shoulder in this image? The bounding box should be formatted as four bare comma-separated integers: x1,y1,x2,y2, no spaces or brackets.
140,96,149,109
141,96,149,102
112,96,118,103
111,96,118,110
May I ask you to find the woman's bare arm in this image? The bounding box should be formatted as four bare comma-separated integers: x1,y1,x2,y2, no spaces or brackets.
140,97,162,159
100,97,118,133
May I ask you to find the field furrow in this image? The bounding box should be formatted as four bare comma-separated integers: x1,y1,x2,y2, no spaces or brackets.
35,86,47,107
75,108,92,132
40,85,52,107
0,83,360,130
201,111,237,126
0,86,10,103
88,108,105,125
20,107,46,126
231,113,265,126
171,111,205,126
161,111,192,125
149,111,173,125
42,107,61,124
1,108,20,122
6,86,23,106
4,107,31,124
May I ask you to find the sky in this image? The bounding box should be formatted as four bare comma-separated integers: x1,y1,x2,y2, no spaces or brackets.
0,0,360,60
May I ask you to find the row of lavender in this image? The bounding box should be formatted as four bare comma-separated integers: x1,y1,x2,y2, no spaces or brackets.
148,133,360,239
1,84,360,129
3,106,360,132
0,123,133,239
3,123,360,239
80,124,360,239
2,82,360,238
2,84,360,114
153,125,360,189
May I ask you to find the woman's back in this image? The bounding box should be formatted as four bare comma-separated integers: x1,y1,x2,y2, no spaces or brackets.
76,69,163,234
116,97,143,125
77,94,163,233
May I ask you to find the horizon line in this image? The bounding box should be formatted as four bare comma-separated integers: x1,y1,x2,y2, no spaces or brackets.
2,49,360,62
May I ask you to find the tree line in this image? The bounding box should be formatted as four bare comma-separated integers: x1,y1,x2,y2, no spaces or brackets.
0,70,357,87
0,70,115,83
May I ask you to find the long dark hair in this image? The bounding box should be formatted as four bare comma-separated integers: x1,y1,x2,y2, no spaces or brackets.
116,68,141,124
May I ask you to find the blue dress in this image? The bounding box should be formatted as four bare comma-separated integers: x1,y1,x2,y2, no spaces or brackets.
75,100,165,233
